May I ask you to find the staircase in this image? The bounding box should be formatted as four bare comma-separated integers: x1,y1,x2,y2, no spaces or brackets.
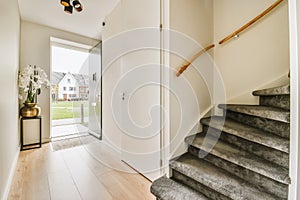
151,84,290,199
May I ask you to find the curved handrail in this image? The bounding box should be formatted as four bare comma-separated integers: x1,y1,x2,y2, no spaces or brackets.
176,44,215,77
219,0,284,44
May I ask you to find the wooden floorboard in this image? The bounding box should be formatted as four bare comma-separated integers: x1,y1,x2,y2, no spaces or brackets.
8,136,155,200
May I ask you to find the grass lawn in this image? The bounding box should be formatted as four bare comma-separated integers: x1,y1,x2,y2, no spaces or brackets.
52,101,89,120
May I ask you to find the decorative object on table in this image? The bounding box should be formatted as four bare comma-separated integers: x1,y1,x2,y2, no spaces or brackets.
60,0,83,14
18,65,50,117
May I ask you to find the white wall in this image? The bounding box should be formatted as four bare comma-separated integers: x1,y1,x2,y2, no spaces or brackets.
169,0,214,158
102,1,123,150
214,0,290,104
20,21,99,141
0,0,20,199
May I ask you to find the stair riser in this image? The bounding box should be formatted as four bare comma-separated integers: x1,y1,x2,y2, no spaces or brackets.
202,126,289,168
172,170,231,200
188,146,288,199
225,110,289,138
259,95,290,111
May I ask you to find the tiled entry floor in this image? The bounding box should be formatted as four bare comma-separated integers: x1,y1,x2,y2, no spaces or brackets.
52,123,88,138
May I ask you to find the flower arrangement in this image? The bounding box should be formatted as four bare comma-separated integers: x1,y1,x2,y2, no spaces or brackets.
18,65,50,104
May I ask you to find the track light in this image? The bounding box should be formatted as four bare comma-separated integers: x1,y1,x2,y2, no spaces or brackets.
60,0,70,7
73,0,83,12
64,5,73,14
60,0,83,14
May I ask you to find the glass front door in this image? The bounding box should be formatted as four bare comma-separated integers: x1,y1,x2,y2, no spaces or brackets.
88,42,102,138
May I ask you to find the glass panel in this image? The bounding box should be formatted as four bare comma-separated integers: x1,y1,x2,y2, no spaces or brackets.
88,42,102,138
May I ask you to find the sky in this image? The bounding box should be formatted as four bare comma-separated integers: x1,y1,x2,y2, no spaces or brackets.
51,46,89,75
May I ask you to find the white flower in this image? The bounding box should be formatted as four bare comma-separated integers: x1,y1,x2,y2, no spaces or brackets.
18,65,50,102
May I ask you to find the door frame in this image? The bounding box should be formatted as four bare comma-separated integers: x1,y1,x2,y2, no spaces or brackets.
160,0,171,176
288,0,300,199
88,41,102,139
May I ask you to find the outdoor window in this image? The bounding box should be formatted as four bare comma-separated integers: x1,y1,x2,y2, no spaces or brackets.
68,87,76,91
63,87,66,91
67,78,71,83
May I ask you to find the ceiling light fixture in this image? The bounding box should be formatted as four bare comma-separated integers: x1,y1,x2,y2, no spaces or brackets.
64,5,73,14
61,0,83,14
60,0,70,7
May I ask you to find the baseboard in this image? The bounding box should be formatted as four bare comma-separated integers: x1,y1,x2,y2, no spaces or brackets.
2,147,20,200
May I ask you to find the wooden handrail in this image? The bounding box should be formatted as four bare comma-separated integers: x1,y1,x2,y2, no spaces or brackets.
176,44,215,77
219,0,284,44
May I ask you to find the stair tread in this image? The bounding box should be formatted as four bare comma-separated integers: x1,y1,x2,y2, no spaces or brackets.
151,176,210,200
185,133,289,184
170,153,277,200
219,104,290,123
201,116,289,153
253,84,290,96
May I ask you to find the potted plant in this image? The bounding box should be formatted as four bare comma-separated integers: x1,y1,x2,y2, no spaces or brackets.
18,65,50,117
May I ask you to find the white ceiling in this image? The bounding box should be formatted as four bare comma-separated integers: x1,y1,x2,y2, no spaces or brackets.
18,0,119,40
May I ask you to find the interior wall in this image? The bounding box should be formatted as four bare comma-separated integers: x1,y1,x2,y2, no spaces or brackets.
20,21,99,142
102,0,161,153
102,1,123,150
169,0,214,158
0,0,20,199
214,0,290,104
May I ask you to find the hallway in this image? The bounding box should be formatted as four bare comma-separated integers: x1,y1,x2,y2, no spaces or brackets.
8,136,154,200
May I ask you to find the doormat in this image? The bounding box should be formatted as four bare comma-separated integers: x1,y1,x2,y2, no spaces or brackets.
51,135,97,151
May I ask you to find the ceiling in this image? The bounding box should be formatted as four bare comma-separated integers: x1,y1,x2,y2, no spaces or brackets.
18,0,119,40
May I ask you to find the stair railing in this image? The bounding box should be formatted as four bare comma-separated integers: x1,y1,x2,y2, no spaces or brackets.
176,0,284,77
219,0,284,44
176,44,215,77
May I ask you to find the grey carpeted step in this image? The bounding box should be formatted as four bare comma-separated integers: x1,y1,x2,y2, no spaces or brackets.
225,110,290,138
253,85,290,110
200,116,289,153
172,170,231,200
202,127,289,168
188,146,288,199
150,176,210,200
219,104,290,123
252,84,290,96
185,133,290,184
170,153,278,200
259,95,290,111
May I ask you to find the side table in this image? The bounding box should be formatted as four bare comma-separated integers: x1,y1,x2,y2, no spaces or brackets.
20,116,42,151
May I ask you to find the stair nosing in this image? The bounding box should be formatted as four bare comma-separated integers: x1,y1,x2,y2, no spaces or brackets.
200,116,289,153
252,84,290,96
185,133,289,184
151,176,210,200
219,104,290,123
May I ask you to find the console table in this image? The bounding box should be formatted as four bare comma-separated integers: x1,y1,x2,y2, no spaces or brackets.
20,116,42,151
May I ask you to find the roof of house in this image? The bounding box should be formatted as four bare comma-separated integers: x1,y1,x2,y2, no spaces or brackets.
52,72,65,85
52,71,89,86
73,73,89,86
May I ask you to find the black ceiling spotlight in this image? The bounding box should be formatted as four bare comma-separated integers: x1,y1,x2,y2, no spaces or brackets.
72,0,83,12
61,0,83,14
64,5,73,14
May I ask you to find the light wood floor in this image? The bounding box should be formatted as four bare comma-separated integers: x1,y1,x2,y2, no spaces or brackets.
8,136,155,200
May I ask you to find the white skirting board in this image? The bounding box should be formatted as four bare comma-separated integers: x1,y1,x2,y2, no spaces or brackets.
2,147,20,200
